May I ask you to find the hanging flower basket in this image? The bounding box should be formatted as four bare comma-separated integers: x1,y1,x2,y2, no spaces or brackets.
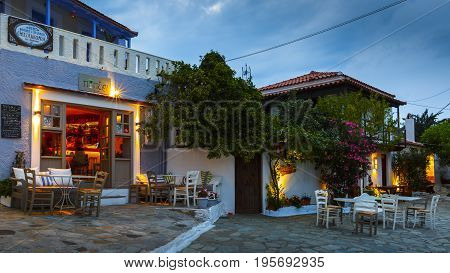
279,165,296,176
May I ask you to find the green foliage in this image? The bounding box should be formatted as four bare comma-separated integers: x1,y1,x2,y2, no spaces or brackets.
143,51,264,161
392,149,429,191
421,120,450,166
316,92,401,150
410,110,440,141
0,178,13,197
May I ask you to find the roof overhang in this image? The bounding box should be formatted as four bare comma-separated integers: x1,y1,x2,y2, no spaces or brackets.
23,82,151,106
261,75,406,106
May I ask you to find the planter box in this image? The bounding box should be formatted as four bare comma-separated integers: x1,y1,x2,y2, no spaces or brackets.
0,196,11,208
264,205,316,217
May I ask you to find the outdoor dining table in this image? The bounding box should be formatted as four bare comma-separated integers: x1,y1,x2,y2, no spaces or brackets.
36,173,95,211
334,196,422,203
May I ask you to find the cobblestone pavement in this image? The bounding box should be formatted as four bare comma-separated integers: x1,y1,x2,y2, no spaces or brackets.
184,200,450,253
0,205,202,253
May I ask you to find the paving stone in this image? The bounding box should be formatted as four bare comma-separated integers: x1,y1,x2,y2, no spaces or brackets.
184,200,450,253
0,205,202,253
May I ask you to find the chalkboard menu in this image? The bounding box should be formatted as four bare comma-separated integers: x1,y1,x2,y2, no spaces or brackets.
1,104,21,138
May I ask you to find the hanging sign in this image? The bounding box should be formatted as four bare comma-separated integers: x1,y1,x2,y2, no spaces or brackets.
1,104,21,139
78,74,112,95
8,16,53,51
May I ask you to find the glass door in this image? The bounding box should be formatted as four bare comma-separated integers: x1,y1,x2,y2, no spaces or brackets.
99,111,111,187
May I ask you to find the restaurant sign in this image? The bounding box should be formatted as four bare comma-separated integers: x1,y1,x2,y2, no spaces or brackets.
8,16,53,51
78,74,112,95
1,104,21,139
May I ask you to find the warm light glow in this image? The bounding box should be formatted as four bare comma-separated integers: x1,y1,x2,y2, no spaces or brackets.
32,89,41,133
108,79,122,98
371,153,378,170
426,155,435,183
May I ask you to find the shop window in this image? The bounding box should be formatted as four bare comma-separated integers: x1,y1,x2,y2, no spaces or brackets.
43,103,61,129
115,113,130,135
115,137,131,159
41,131,62,157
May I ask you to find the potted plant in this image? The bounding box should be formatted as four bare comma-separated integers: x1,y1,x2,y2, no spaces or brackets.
289,195,302,208
207,191,219,206
196,188,209,209
300,194,311,206
0,178,13,207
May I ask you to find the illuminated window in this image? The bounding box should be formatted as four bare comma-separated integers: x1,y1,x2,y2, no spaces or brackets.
115,113,130,135
41,131,62,157
42,103,61,129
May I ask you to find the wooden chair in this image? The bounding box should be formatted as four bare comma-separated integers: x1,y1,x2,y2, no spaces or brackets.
10,177,27,211
173,171,200,207
314,190,342,229
129,173,150,203
354,194,378,236
76,171,108,217
406,192,429,225
24,169,54,215
381,195,406,230
413,195,440,229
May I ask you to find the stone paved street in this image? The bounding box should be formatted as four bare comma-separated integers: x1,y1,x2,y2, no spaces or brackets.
183,200,450,253
0,205,202,253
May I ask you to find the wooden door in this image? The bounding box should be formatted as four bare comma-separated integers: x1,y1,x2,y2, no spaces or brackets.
381,154,387,186
99,111,112,187
235,155,262,214
111,110,133,189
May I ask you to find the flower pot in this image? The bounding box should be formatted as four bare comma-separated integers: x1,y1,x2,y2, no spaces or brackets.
207,199,219,207
279,165,296,175
196,198,208,209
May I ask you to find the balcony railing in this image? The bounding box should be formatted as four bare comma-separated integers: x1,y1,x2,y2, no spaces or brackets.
0,14,172,80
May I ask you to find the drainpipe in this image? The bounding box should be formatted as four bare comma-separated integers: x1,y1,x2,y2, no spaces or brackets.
92,20,98,39
127,38,131,48
45,0,51,25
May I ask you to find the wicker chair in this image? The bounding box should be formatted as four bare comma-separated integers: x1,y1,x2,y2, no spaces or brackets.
76,171,108,217
24,169,54,215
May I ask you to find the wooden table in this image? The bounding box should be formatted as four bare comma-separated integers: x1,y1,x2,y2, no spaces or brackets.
334,196,421,203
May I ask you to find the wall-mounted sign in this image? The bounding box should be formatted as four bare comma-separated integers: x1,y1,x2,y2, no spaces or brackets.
8,16,53,52
1,104,21,139
78,74,112,95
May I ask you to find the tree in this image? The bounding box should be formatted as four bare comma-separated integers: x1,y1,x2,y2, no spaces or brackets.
143,51,265,161
392,148,430,191
410,109,440,142
316,92,401,150
264,98,323,210
421,120,450,166
311,120,377,198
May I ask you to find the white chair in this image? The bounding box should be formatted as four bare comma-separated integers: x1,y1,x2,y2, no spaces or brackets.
413,195,440,229
173,171,200,207
354,194,379,236
315,190,342,229
381,195,406,230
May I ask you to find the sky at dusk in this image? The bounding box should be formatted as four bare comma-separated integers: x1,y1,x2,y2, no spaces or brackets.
84,0,450,119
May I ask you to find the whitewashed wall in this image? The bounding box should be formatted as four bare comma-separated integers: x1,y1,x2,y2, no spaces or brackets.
166,148,236,213
369,152,394,186
261,154,321,213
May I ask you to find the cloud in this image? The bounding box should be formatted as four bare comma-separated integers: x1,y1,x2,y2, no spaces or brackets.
204,0,227,15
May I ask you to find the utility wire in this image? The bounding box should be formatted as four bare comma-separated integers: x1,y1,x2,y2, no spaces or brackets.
407,102,450,111
409,87,450,102
437,101,450,113
327,0,450,70
226,0,408,62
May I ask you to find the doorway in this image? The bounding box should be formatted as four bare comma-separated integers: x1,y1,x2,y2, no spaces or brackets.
65,106,110,176
381,154,387,186
235,155,262,214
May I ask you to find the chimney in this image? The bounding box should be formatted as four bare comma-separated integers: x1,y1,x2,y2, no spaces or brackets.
405,116,415,142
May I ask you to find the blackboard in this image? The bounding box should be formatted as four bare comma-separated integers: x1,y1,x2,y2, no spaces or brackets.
1,104,21,138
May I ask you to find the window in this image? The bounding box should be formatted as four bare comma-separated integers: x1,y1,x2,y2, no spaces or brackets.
0,1,5,13
156,60,160,72
41,131,62,157
165,62,169,71
32,9,54,26
115,136,131,159
42,103,61,129
115,113,130,135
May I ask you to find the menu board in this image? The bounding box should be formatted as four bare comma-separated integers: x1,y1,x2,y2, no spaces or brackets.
1,104,21,138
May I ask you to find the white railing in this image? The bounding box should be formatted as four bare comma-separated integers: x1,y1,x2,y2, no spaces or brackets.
0,14,172,80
